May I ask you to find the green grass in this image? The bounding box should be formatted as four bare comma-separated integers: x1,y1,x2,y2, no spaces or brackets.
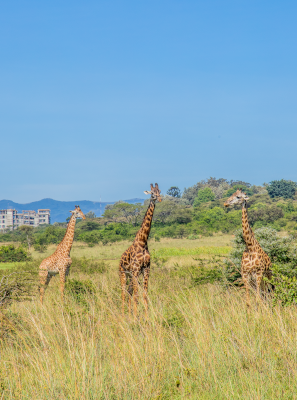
0,261,27,270
153,245,231,257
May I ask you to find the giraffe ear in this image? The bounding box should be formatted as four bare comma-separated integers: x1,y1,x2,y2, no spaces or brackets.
144,191,151,195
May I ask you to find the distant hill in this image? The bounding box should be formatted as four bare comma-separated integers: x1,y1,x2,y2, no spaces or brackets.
0,198,144,223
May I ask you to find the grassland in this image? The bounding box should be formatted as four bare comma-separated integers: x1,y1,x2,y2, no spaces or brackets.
1,234,297,399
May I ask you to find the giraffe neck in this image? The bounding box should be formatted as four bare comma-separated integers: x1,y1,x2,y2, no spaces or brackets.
241,201,256,251
134,200,155,247
57,215,77,255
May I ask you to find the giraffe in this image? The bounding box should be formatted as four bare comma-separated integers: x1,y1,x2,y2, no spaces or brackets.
224,189,272,306
38,205,85,303
119,183,162,318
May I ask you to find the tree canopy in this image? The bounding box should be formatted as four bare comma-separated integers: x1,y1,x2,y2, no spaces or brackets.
167,186,181,198
267,180,297,199
193,187,215,207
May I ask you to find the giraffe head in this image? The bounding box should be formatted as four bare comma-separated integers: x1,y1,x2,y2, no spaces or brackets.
69,205,86,219
224,189,249,207
144,183,162,202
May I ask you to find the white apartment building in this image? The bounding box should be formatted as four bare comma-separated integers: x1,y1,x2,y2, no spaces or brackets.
0,209,50,231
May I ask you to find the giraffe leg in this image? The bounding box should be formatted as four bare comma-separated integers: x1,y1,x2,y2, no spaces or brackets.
242,272,250,308
119,266,126,316
132,270,139,320
59,271,66,303
128,280,133,317
265,269,274,295
143,264,150,318
256,272,263,304
39,269,52,304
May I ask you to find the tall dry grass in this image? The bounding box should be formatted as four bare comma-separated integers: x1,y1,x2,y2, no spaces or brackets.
1,261,297,399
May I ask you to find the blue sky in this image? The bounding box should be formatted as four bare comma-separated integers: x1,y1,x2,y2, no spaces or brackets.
1,1,297,203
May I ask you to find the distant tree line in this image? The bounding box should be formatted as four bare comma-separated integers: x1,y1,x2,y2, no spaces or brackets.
1,178,297,248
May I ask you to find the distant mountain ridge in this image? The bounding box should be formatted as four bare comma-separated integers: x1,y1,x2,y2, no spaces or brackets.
0,198,144,223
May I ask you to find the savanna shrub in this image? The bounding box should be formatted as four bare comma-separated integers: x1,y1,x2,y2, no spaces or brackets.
65,278,96,305
266,265,297,307
0,245,31,263
0,262,38,309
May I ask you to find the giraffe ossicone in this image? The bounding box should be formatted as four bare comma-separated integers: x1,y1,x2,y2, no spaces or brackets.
119,183,162,318
38,205,85,304
224,189,272,306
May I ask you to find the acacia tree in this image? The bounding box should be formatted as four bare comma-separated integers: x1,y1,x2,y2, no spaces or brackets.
85,211,96,218
103,202,143,226
167,186,181,198
19,226,34,250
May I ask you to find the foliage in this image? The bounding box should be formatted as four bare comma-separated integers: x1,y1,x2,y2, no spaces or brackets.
266,265,297,307
0,262,38,309
248,205,284,227
3,178,297,245
0,245,31,263
18,225,34,249
79,220,100,231
85,211,96,218
103,202,143,226
33,242,48,253
167,186,181,198
78,231,102,246
182,177,251,204
267,179,297,199
190,257,224,285
193,187,215,207
65,278,96,306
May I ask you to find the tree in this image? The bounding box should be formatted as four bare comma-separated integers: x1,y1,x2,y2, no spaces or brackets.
19,225,34,250
85,211,96,218
267,180,297,199
151,196,190,225
229,180,251,188
193,188,215,207
103,202,143,226
80,221,100,231
167,186,181,198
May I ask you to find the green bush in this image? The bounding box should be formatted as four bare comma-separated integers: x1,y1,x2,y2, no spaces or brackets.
65,278,96,306
78,231,102,246
193,188,215,207
267,179,297,199
0,262,38,309
0,245,31,263
266,265,297,307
